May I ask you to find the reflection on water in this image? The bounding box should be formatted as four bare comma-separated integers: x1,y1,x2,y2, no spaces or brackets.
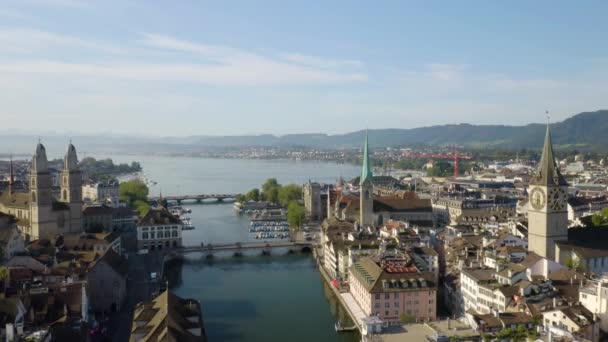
171,254,359,342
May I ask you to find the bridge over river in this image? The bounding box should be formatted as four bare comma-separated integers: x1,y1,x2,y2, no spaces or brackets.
161,240,316,262
149,193,240,203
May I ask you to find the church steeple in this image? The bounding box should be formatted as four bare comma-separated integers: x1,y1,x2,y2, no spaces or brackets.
8,156,14,194
361,130,373,185
359,131,374,227
32,142,48,173
531,125,567,187
64,142,78,171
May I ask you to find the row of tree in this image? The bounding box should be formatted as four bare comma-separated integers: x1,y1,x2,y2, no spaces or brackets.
79,157,142,182
237,178,305,229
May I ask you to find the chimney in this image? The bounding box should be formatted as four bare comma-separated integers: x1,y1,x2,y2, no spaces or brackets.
570,277,573,285
552,297,557,308
496,264,501,273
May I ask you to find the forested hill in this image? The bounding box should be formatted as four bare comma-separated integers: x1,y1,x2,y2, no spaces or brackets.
1,110,607,152
190,110,608,150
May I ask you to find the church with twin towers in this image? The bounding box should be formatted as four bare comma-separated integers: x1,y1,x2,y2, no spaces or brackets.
0,142,83,241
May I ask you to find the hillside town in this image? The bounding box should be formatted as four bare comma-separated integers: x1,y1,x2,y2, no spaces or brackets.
306,127,608,341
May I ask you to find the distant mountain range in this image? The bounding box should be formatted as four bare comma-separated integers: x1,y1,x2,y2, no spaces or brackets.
187,110,608,150
1,110,607,154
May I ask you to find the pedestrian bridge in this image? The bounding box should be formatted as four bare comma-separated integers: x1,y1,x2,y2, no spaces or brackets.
162,240,315,260
149,193,240,203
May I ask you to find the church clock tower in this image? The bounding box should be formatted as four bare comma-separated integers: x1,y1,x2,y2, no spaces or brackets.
528,125,568,261
360,131,374,228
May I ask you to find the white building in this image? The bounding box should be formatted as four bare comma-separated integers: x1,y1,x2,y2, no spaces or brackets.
136,207,183,251
580,277,608,333
82,181,120,208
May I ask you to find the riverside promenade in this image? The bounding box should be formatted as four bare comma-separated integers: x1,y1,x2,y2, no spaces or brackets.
315,248,365,334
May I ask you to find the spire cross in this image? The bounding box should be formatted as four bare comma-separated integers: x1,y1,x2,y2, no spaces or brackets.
546,110,550,125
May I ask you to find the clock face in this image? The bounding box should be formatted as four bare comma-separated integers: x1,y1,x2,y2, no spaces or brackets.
548,187,567,211
530,187,546,210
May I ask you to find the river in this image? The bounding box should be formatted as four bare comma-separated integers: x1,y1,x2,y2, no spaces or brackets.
104,155,361,342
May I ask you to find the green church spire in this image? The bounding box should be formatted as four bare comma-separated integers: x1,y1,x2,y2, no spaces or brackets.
361,130,373,184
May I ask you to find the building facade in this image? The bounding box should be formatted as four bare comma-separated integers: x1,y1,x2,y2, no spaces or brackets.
349,257,437,323
136,207,183,250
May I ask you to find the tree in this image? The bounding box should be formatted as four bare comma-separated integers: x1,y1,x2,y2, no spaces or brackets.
591,208,608,226
246,188,261,202
278,184,302,207
287,202,305,229
262,178,280,194
399,313,416,324
565,255,587,272
235,194,247,203
427,161,454,177
514,325,528,340
120,179,150,216
266,187,280,204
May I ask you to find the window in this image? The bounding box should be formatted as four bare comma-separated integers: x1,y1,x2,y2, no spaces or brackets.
375,294,380,300
385,311,389,316
150,232,155,239
385,294,390,299
142,232,149,240
172,231,178,237
394,293,399,299
385,302,390,308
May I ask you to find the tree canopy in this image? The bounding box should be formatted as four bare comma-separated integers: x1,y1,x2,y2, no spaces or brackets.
591,208,608,226
119,179,150,216
278,184,302,207
287,202,305,229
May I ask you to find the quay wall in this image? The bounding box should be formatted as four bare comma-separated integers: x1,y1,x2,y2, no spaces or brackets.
314,247,363,333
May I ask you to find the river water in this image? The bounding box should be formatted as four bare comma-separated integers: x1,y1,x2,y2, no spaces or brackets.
104,155,361,342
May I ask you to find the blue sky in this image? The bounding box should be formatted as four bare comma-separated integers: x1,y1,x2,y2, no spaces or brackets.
1,0,607,136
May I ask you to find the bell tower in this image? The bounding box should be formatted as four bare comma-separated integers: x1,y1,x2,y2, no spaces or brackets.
60,142,83,233
29,142,55,239
528,125,568,261
360,131,374,228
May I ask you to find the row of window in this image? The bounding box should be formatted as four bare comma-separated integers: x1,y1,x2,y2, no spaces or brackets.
141,231,178,239
143,240,179,249
141,226,179,231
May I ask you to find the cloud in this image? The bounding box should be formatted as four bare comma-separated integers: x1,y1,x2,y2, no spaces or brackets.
0,31,367,85
0,59,367,85
0,8,33,20
280,53,363,69
14,0,90,8
0,28,124,54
